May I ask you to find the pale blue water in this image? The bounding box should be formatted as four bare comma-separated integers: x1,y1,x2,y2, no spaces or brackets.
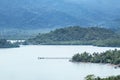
0,45,120,80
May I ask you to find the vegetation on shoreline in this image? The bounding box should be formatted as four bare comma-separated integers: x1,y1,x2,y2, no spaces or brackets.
72,49,120,65
85,75,120,80
0,39,19,48
26,26,120,47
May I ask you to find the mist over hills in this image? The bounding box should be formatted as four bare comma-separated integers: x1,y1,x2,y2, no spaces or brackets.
0,0,120,34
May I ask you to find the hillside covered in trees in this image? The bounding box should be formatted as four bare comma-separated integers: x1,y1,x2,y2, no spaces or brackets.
26,26,120,47
0,39,19,48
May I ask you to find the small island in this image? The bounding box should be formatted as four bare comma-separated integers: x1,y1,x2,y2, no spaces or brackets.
0,39,19,48
72,49,120,66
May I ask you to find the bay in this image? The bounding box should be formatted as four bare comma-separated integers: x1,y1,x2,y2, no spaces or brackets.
0,45,120,80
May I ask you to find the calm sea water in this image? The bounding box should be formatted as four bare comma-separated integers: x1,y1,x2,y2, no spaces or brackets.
0,45,120,80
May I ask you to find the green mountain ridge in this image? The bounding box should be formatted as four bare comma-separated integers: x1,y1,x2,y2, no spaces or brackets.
26,26,120,47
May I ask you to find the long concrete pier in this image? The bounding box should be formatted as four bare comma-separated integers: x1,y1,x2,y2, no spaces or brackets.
38,57,71,59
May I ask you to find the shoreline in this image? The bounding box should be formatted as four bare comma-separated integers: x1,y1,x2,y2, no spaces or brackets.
70,60,120,68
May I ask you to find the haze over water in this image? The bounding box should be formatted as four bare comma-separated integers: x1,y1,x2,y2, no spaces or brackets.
0,45,120,80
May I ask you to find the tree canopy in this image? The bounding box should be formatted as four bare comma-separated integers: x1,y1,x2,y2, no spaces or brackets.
72,49,120,65
26,26,120,47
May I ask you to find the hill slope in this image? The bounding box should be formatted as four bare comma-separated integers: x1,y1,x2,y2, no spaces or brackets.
26,26,120,47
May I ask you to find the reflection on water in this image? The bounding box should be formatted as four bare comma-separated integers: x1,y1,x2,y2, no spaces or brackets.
0,45,120,80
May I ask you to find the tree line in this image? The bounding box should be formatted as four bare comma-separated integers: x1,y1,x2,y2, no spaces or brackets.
72,49,120,65
26,26,120,47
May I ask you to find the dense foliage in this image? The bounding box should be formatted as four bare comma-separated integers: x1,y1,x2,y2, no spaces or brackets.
27,26,120,47
72,49,120,65
0,39,19,48
93,39,120,47
85,75,120,80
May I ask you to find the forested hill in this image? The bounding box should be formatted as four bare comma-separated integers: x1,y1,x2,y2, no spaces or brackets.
26,26,120,47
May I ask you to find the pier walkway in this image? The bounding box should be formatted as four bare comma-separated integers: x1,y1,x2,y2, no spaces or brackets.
38,57,71,59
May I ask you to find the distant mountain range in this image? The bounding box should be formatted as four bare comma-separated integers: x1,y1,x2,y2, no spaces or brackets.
0,0,120,30
0,0,120,39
